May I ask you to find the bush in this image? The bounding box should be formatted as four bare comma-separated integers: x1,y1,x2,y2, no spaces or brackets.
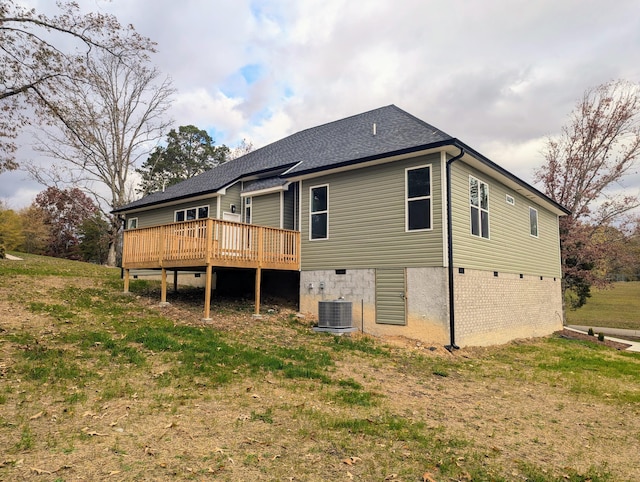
598,333,605,342
588,327,595,336
0,244,5,259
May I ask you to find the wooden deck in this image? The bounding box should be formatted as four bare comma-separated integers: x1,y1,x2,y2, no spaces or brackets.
121,219,300,320
122,218,300,271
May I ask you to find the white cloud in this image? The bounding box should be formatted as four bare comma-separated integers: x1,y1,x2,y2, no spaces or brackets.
171,89,246,141
4,0,640,209
0,172,41,210
243,105,296,147
479,137,549,184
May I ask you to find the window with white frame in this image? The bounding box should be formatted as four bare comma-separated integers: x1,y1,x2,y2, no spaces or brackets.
127,217,138,229
310,185,328,240
470,176,489,238
406,165,432,231
529,207,538,237
174,205,209,222
244,197,252,224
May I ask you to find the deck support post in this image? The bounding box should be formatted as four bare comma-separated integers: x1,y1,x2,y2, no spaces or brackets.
123,269,130,293
173,270,178,293
160,268,168,305
254,227,264,318
203,264,213,322
254,267,262,318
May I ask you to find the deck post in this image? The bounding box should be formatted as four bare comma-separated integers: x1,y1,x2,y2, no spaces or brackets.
160,268,168,305
123,268,130,293
205,218,214,263
254,266,262,317
159,225,165,265
203,264,213,322
173,270,178,293
253,228,264,318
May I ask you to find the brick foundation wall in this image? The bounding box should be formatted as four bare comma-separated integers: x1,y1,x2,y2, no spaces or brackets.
453,269,563,347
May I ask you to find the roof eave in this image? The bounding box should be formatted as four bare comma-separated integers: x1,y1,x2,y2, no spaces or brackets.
112,190,222,215
449,139,571,216
281,139,454,179
112,161,300,214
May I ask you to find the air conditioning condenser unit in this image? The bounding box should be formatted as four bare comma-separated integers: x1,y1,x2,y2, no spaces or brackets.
314,299,357,333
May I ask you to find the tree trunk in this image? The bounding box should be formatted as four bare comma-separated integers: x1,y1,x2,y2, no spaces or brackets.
107,242,117,267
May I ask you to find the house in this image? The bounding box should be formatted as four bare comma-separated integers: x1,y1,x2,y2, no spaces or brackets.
113,105,570,347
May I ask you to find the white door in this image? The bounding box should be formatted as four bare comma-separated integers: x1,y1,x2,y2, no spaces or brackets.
221,212,242,255
222,212,241,222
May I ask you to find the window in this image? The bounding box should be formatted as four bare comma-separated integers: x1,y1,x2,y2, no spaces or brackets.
244,197,252,224
174,205,209,222
406,165,432,231
529,207,538,237
127,217,138,229
310,185,328,240
470,176,489,238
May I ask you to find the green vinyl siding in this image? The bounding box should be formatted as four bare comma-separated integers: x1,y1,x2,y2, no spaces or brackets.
450,161,561,277
219,182,241,218
252,192,282,228
301,153,443,270
376,268,407,325
129,196,218,228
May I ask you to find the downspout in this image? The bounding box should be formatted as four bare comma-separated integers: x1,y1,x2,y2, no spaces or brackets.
445,147,465,351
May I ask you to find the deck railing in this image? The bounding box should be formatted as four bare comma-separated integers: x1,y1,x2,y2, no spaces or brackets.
122,218,300,271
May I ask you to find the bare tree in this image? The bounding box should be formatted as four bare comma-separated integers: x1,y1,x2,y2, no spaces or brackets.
0,0,155,172
29,53,174,265
535,80,640,307
228,138,254,160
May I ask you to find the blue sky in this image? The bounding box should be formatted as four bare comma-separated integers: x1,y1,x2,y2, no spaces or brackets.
2,0,640,209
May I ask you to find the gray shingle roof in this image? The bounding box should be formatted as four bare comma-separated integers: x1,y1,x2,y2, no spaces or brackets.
241,177,288,194
114,105,454,213
282,105,453,176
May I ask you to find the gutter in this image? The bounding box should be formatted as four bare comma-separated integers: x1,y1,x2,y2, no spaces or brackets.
449,141,570,216
445,147,465,351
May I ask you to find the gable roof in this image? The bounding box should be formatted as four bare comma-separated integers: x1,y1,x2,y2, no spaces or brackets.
114,105,569,216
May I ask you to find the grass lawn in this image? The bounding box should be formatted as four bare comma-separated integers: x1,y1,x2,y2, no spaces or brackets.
1,253,640,481
565,282,640,330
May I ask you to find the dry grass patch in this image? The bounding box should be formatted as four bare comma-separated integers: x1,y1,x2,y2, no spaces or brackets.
1,254,639,480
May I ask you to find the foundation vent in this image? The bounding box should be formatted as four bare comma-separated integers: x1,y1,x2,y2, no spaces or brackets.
318,299,352,329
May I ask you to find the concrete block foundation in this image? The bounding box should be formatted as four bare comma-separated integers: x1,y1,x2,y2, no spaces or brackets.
300,267,564,348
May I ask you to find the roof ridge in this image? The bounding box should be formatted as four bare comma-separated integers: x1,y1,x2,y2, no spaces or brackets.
281,104,398,138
